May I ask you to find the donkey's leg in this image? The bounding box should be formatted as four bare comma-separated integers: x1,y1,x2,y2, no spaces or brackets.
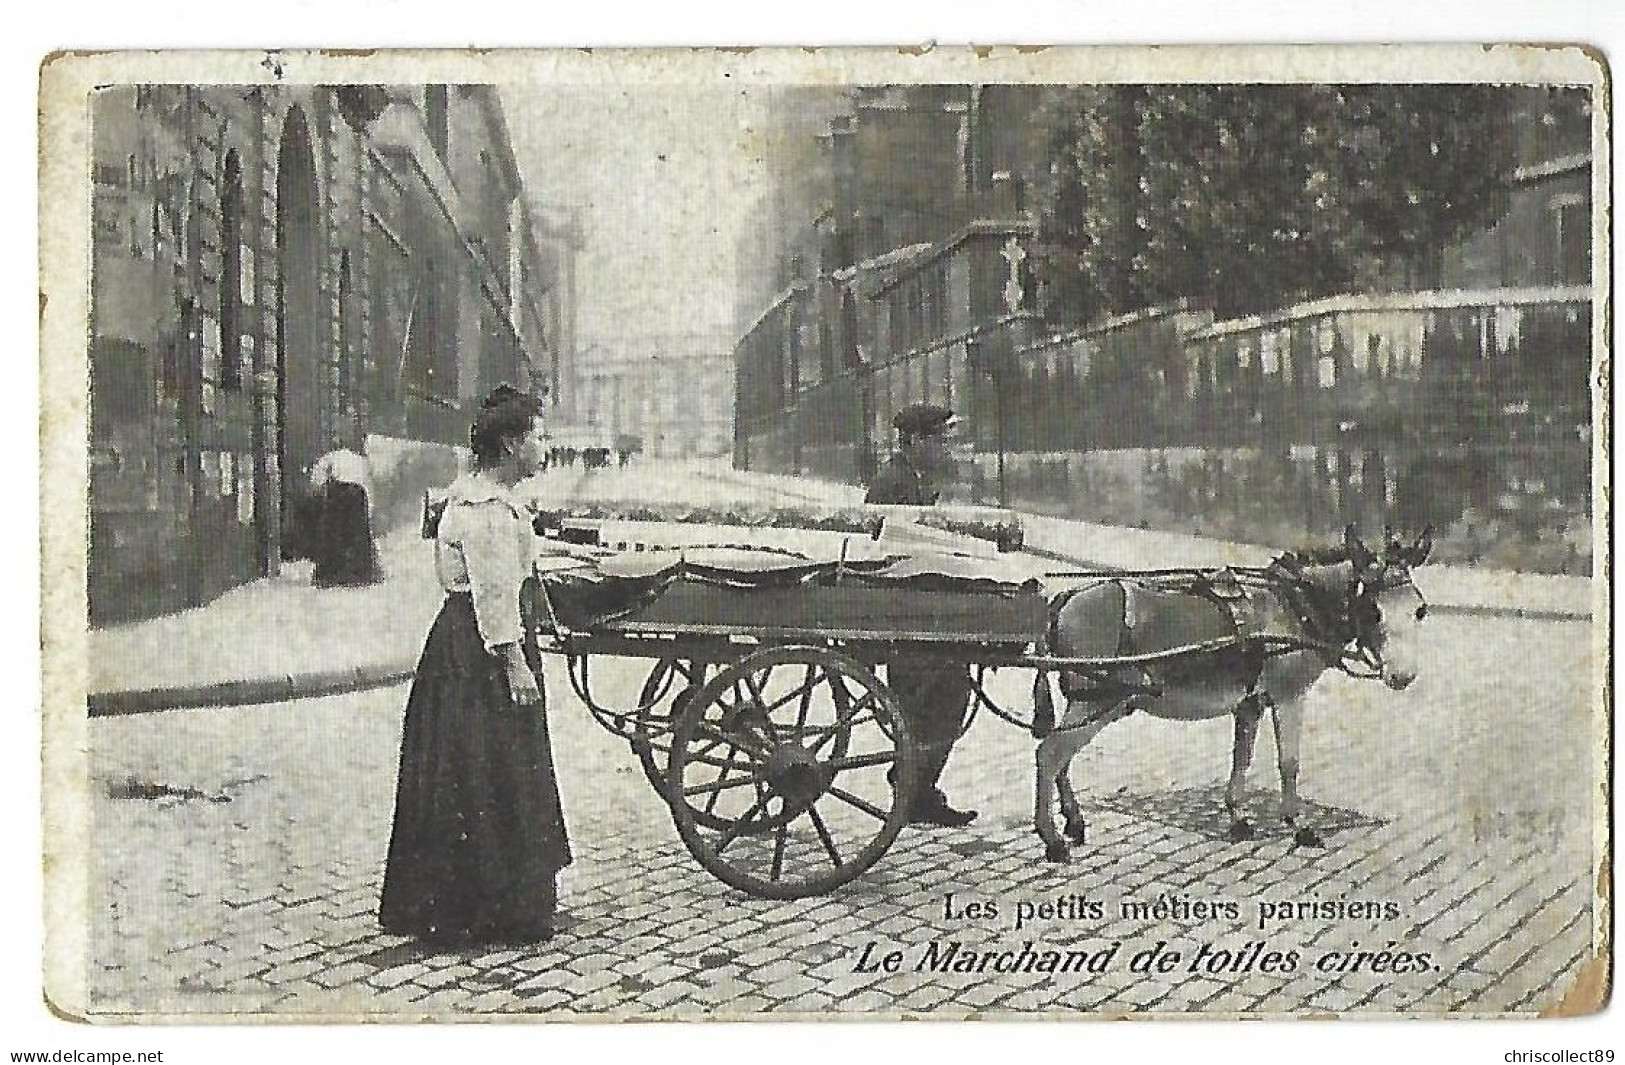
1270,700,1322,847
1058,702,1132,843
1034,727,1069,863
1034,707,1080,863
1036,699,1129,862
1224,695,1266,841
1057,765,1088,844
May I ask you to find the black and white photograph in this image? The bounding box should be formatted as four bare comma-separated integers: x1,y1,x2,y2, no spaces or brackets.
37,42,1608,1032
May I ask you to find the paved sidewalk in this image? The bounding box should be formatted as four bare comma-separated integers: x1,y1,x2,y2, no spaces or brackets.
86,459,1593,708
88,528,442,711
87,468,596,709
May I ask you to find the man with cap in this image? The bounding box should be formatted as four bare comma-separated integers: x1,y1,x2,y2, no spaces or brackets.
867,403,955,506
866,403,977,828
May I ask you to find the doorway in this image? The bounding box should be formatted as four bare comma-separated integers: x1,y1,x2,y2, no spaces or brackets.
274,105,322,560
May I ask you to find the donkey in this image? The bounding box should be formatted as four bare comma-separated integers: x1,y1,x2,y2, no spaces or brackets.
1034,526,1432,862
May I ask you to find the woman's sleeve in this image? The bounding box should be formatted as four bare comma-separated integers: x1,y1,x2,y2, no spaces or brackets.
458,501,529,654
308,455,331,490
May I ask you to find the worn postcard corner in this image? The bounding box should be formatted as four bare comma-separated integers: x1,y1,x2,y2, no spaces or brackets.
40,43,1610,1023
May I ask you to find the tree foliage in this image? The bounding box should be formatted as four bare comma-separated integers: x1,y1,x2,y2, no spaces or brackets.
1032,84,1523,322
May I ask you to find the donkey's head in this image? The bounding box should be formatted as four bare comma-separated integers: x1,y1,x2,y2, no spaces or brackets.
1343,525,1434,691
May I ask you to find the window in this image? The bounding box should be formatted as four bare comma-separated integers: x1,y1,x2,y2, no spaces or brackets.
337,254,356,419
906,282,924,351
219,151,244,388
425,86,449,160
1553,195,1589,285
819,318,836,382
199,314,220,416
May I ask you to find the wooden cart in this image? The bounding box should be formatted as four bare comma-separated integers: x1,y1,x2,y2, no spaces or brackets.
528,541,1047,900
521,509,1296,900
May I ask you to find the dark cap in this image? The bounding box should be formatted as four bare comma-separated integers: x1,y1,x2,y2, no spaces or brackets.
892,403,955,438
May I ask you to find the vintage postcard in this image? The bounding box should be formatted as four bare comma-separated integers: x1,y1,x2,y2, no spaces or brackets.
39,45,1609,1022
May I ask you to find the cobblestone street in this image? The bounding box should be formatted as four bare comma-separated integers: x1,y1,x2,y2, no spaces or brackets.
87,591,1597,1018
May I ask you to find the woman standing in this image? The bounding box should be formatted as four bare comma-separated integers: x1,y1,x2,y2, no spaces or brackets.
379,385,569,946
308,427,383,588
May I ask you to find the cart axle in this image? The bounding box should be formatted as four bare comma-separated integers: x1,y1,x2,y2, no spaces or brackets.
764,743,835,810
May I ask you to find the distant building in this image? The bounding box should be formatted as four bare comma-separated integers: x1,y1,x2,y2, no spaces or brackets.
1443,86,1592,290
89,85,571,623
576,334,733,457
733,85,1046,482
732,86,850,340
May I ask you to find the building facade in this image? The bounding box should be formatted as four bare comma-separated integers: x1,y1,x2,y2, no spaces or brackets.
733,84,1595,491
733,85,1046,483
1442,87,1593,291
89,84,567,624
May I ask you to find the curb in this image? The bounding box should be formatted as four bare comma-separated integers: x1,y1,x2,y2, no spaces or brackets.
88,663,417,717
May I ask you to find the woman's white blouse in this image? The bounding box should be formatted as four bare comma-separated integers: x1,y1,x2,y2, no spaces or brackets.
434,473,533,653
309,448,373,493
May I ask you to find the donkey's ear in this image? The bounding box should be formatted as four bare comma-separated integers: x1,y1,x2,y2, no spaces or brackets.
1408,525,1435,567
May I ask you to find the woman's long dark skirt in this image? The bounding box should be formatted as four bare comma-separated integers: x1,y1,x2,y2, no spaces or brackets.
379,594,571,944
312,482,383,587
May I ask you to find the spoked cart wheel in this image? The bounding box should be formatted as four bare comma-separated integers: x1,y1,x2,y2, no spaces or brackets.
666,645,916,899
630,658,708,802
